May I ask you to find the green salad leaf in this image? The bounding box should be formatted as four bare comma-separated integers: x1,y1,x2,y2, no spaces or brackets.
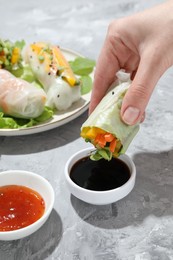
0,107,53,129
0,112,20,129
11,63,35,81
69,57,95,95
11,64,43,89
90,148,113,161
10,67,24,78
14,40,26,50
33,107,53,122
69,57,95,76
80,75,92,95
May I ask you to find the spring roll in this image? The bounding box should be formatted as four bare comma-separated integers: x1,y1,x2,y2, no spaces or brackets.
80,71,139,160
0,69,46,119
23,42,81,110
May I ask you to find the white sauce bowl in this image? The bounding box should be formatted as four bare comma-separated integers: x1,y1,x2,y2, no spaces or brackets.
65,147,136,205
0,170,54,241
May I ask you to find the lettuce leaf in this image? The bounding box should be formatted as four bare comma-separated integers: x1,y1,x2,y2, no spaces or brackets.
69,57,95,95
0,107,53,129
14,40,26,50
69,57,95,76
90,148,112,161
80,75,92,95
10,64,42,87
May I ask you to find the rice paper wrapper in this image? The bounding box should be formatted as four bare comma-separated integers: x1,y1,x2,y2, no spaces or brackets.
81,71,140,154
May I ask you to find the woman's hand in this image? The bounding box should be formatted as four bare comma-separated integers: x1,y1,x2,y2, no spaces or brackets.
89,1,173,125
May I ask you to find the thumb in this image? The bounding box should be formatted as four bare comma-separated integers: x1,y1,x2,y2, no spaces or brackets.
121,51,164,125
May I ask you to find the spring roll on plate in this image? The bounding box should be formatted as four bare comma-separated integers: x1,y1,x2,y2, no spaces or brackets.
0,69,46,119
23,42,81,111
81,71,140,161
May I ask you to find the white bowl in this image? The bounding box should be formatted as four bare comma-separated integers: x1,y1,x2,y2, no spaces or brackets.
65,147,136,205
0,170,54,241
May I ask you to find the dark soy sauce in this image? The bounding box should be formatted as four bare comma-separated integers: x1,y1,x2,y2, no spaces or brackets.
70,156,131,191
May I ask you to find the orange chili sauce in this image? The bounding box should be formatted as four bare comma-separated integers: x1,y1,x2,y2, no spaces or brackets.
0,185,45,232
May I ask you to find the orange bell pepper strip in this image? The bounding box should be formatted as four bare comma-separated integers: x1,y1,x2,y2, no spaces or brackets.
52,46,77,86
11,47,20,64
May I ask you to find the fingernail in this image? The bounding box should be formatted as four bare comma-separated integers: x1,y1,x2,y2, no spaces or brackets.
122,107,140,125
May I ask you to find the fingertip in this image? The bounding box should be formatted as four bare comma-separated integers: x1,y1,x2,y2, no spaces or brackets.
121,106,140,125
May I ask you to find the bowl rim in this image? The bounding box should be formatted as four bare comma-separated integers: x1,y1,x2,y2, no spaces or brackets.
0,170,55,235
65,147,136,195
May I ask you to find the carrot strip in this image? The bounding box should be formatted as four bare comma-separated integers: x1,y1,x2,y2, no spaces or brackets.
109,139,117,153
95,134,106,148
104,133,114,142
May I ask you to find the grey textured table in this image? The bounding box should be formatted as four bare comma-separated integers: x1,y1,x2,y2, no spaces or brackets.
0,0,173,259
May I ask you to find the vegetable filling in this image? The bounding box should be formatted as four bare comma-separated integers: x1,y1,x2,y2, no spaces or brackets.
81,127,122,160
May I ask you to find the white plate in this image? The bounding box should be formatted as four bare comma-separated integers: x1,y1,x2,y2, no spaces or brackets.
0,48,93,136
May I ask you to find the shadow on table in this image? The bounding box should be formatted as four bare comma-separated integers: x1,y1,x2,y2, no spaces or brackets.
71,149,173,230
0,209,63,260
0,111,87,155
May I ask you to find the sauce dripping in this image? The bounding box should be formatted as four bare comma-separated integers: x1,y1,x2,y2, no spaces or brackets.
70,156,130,191
0,185,45,232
